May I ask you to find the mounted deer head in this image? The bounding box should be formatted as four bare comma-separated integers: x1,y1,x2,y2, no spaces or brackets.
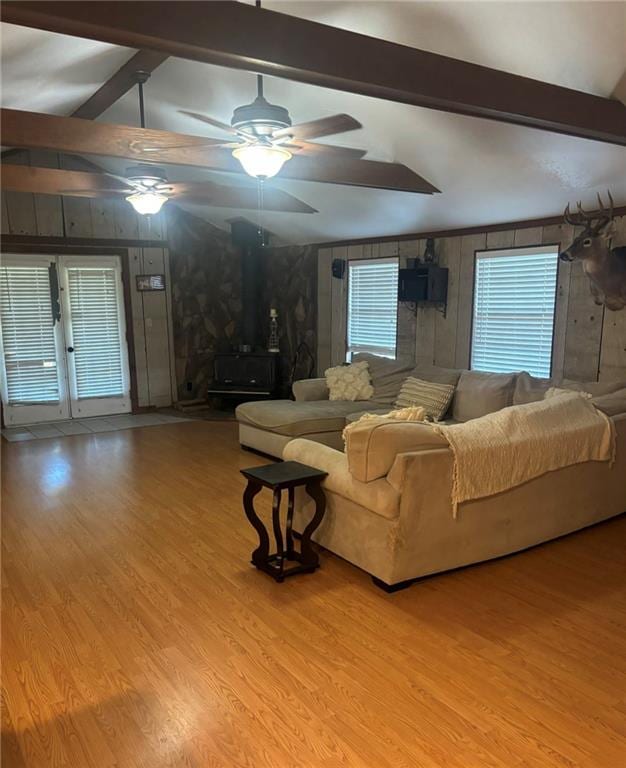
560,192,626,311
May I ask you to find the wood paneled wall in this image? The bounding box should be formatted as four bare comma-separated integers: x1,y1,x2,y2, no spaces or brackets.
1,151,176,408
317,216,626,382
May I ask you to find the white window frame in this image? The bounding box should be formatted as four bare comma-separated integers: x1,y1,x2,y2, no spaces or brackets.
470,245,559,378
347,256,399,360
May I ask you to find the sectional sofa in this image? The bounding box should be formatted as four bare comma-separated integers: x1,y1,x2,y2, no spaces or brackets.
236,354,626,589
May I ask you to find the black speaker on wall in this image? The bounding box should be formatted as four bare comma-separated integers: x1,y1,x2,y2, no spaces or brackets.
332,258,346,279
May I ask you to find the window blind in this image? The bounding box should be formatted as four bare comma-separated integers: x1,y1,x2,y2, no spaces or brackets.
0,264,60,404
471,247,558,378
347,257,399,359
66,267,125,399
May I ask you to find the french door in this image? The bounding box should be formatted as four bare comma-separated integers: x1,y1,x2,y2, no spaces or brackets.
0,253,131,426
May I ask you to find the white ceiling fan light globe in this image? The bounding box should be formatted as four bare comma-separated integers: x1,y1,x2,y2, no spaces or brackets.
232,144,292,179
125,191,169,215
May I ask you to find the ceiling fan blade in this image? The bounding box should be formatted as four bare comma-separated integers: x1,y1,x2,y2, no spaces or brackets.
101,171,148,190
178,110,245,137
286,141,367,160
1,109,439,194
140,139,236,153
1,163,316,213
168,181,317,213
273,114,362,141
1,164,132,198
59,189,130,196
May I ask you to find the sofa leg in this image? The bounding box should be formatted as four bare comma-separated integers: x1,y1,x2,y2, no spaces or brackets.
371,576,415,593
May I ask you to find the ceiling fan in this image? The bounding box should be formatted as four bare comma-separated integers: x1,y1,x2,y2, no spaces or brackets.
1,71,318,217
1,162,316,215
165,74,366,180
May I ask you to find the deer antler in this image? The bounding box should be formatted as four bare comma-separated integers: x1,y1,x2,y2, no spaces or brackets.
564,193,615,228
598,189,614,221
596,190,615,228
563,203,579,226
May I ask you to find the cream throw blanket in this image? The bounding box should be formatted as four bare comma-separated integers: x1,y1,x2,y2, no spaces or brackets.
432,392,616,517
342,405,426,442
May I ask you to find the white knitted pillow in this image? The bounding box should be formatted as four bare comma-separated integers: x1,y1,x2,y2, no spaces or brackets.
395,376,455,421
325,361,373,401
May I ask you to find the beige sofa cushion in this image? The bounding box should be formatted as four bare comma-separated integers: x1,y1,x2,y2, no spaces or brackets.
408,363,462,386
513,372,551,404
345,419,448,482
592,388,626,417
452,370,516,422
514,371,626,405
352,353,414,405
236,399,369,437
292,377,329,402
345,407,391,424
560,378,626,396
353,352,462,406
283,439,400,519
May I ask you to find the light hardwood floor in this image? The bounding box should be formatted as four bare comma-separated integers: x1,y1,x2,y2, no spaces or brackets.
2,421,625,767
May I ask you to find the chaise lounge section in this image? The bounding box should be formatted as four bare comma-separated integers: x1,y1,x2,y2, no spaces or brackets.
236,353,461,457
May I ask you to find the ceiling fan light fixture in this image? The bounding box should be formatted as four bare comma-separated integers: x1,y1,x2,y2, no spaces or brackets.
125,190,168,215
232,143,292,179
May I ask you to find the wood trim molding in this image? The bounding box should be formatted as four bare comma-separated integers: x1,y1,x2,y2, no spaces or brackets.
1,234,168,249
3,1,625,146
313,206,626,249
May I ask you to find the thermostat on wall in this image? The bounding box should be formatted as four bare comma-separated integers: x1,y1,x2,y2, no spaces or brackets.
136,274,166,291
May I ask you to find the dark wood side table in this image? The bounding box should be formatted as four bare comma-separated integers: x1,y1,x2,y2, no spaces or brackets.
240,461,328,582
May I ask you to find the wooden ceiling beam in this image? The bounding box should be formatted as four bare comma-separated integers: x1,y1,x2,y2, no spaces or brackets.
2,1,625,146
71,49,169,120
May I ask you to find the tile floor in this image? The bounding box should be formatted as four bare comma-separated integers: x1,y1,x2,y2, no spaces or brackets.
1,412,190,442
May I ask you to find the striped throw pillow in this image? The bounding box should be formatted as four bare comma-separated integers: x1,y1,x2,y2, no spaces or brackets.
395,376,455,421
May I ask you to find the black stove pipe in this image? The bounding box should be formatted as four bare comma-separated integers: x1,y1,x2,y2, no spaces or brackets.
230,220,266,350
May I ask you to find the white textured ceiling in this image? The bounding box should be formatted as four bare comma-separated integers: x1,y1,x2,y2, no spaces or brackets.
2,1,626,245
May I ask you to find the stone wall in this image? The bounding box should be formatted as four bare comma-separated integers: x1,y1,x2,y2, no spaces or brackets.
259,244,317,395
166,206,242,401
166,211,317,401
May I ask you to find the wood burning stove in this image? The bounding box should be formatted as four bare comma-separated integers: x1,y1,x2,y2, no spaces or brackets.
210,352,278,397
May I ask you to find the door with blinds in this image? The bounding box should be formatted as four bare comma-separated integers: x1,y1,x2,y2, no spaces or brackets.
0,255,70,425
58,256,131,418
0,253,131,425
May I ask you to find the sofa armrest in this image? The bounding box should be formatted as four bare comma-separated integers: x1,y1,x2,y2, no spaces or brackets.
345,420,448,482
292,377,329,402
283,438,400,519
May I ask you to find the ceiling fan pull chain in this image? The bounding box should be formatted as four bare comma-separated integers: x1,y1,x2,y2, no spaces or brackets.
257,178,265,247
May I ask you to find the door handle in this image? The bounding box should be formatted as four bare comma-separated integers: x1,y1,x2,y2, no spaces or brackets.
67,346,74,353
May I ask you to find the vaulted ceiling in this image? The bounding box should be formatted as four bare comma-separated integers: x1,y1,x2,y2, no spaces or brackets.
2,1,625,244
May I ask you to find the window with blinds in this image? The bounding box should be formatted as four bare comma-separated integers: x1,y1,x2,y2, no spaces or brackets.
0,264,60,404
471,246,559,378
347,257,399,359
66,267,125,399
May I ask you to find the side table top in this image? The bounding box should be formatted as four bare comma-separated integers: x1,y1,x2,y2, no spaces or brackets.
241,460,327,489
